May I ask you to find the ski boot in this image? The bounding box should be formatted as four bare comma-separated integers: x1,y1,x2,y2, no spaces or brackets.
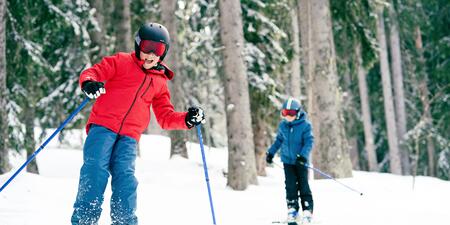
287,207,299,225
300,210,313,224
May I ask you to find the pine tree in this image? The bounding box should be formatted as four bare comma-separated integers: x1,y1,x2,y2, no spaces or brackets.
301,0,353,178
115,0,132,52
289,0,301,100
161,0,189,158
219,0,258,190
355,43,378,171
331,0,379,171
87,0,107,61
6,0,95,172
398,0,450,179
175,0,226,148
0,0,10,174
375,5,402,174
388,1,410,174
241,0,290,176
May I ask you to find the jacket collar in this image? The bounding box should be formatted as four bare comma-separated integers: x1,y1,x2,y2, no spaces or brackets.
131,51,174,80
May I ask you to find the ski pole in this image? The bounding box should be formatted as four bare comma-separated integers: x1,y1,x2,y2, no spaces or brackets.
0,98,90,193
271,162,284,170
196,124,217,225
299,162,364,196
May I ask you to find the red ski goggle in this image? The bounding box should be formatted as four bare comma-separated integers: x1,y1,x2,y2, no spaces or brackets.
139,39,166,56
282,109,298,117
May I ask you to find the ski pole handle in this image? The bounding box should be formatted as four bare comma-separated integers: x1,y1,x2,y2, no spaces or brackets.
0,98,90,193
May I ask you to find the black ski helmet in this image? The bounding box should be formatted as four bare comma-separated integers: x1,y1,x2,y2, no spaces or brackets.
134,22,170,60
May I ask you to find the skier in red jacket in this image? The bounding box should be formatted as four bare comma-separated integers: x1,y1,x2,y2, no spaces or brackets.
71,23,205,225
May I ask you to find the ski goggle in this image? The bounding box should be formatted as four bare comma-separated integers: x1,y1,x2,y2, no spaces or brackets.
137,38,166,56
282,109,298,117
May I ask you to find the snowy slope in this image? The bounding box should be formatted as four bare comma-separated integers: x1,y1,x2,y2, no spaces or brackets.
1,133,449,225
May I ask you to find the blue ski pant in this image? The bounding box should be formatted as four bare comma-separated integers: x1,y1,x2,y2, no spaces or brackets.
71,124,139,225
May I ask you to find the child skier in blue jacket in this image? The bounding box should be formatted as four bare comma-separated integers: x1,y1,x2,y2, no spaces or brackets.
266,97,314,225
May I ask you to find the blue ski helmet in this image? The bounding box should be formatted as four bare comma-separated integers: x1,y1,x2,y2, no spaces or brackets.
135,23,170,60
281,98,302,118
282,98,302,111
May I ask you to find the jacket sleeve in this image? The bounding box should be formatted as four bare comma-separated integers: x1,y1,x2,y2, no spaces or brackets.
79,54,119,88
152,81,189,130
268,126,283,155
299,122,314,158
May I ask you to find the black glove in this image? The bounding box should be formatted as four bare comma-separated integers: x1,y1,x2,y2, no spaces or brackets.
185,106,206,128
297,155,308,165
82,81,105,99
266,152,274,164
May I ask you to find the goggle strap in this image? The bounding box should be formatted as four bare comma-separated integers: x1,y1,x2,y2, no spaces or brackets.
135,35,141,45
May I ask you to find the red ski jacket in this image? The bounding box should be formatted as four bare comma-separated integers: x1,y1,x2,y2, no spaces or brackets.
79,52,188,141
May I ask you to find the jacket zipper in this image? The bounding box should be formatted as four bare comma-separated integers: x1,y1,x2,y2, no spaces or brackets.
117,75,148,135
289,126,293,161
140,77,153,98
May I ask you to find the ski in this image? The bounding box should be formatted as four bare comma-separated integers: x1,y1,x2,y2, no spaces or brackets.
271,221,297,225
272,218,315,224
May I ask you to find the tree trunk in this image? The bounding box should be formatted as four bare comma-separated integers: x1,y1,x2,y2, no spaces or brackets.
146,109,167,136
388,3,410,175
355,44,378,171
113,0,134,155
298,0,312,111
219,0,258,190
0,0,10,174
375,10,402,174
348,138,360,170
161,0,188,159
204,57,216,149
24,97,38,174
341,53,359,171
88,0,107,61
254,116,268,176
306,0,353,178
341,48,360,171
289,3,301,100
415,26,435,176
115,0,132,52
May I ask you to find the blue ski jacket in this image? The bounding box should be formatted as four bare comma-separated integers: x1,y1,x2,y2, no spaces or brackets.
267,111,314,165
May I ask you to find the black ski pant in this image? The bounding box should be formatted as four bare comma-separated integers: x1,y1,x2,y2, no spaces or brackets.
283,163,314,213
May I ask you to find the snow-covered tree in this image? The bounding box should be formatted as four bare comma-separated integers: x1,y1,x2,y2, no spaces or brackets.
0,0,10,174
6,0,96,172
331,0,378,171
241,0,290,176
179,0,226,148
397,0,450,179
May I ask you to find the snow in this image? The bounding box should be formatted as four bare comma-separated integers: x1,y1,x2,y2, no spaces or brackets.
1,133,449,225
